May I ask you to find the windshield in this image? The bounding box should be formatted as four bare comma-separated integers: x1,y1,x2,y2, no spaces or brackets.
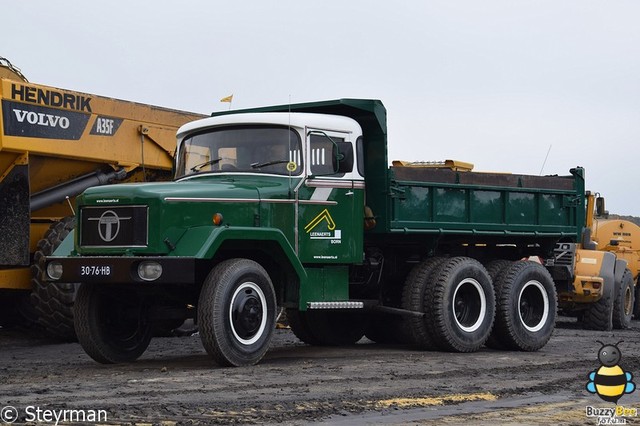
176,126,303,178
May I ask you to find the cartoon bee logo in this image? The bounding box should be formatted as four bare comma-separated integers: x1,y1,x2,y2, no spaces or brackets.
586,340,635,403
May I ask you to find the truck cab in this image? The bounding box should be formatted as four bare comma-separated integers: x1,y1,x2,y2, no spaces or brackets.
174,112,365,265
46,105,371,366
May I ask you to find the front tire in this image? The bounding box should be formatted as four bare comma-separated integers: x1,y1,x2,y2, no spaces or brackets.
74,284,152,364
490,261,557,351
198,259,276,367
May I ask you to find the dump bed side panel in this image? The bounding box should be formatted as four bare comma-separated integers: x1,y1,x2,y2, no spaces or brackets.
389,166,584,241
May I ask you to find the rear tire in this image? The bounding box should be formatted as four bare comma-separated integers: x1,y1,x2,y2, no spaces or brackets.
484,260,513,282
489,261,557,351
613,268,634,329
290,310,367,346
364,313,403,344
198,259,276,367
484,259,513,349
425,257,495,352
287,308,322,345
400,257,446,348
74,283,152,363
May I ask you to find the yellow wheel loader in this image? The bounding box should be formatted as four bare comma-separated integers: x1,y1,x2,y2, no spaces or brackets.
591,198,640,327
554,193,639,330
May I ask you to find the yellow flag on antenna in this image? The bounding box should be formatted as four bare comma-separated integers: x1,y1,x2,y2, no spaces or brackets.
220,95,233,103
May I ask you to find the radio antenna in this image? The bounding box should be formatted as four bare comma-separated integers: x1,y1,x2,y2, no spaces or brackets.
539,145,552,175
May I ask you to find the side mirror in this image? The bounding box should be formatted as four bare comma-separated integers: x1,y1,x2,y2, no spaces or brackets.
308,131,353,176
332,142,354,174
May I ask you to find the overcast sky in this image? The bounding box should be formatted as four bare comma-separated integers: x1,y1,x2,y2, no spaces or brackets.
4,1,640,215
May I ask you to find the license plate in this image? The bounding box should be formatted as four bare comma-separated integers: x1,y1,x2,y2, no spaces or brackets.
79,265,112,276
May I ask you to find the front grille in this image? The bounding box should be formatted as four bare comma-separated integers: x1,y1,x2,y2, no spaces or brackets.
550,242,576,267
80,205,148,247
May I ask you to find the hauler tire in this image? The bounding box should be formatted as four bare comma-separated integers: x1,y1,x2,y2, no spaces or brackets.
30,216,78,341
75,283,152,363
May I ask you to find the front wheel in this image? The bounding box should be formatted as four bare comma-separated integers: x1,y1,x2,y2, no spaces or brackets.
198,259,276,367
74,284,152,364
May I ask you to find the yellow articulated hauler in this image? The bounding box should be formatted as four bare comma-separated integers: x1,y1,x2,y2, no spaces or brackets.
0,57,205,338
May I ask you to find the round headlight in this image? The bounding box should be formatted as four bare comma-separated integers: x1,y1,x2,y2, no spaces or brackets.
138,261,163,281
46,262,63,280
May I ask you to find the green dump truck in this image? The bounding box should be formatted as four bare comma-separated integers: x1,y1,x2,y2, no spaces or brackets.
45,99,627,367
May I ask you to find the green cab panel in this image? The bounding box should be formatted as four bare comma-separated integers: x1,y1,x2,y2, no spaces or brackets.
298,265,349,310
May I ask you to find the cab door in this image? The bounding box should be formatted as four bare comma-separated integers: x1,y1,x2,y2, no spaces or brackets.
297,129,364,264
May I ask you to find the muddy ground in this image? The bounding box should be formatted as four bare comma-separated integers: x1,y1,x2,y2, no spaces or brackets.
1,318,640,425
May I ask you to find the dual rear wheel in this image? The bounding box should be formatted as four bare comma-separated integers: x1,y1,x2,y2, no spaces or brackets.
395,257,556,353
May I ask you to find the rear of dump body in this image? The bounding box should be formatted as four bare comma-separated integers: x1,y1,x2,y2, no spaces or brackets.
388,165,584,243
0,77,205,286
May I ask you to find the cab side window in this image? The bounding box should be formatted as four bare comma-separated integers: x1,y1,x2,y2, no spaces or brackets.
309,135,353,177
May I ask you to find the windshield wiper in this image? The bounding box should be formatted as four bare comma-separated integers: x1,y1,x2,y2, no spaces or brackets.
190,157,223,172
250,160,290,169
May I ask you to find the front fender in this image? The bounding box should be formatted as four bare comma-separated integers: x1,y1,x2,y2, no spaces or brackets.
174,226,307,282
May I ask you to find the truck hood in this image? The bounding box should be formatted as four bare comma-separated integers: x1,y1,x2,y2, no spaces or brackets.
76,175,298,255
80,174,300,203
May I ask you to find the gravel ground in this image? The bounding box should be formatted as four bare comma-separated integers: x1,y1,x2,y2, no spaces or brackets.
1,317,639,425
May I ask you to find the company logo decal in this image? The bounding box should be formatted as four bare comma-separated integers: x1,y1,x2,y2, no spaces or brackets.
10,83,92,112
304,208,341,241
585,341,637,425
88,210,132,242
2,100,90,140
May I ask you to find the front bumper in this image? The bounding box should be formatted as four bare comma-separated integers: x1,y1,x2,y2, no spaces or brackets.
44,256,197,285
